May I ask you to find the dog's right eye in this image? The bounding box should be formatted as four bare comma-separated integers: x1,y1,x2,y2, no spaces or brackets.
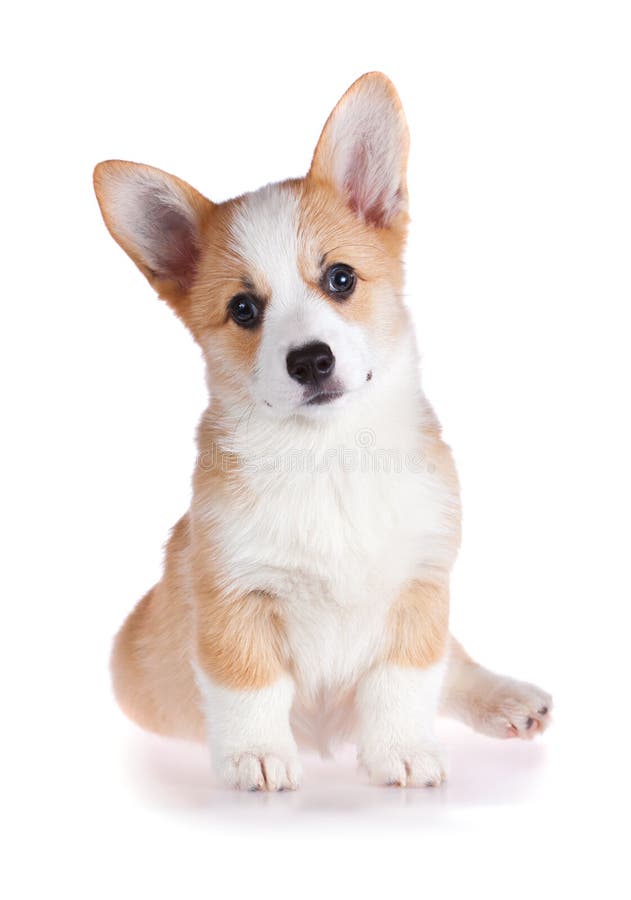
228,293,261,328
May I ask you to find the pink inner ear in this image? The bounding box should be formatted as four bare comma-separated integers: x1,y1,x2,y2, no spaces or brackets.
344,141,391,229
141,192,199,289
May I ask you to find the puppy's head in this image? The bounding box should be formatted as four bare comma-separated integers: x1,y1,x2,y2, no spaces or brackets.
94,73,411,419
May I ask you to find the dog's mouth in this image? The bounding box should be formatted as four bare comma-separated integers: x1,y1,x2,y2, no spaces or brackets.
305,390,344,406
301,376,346,407
261,374,370,412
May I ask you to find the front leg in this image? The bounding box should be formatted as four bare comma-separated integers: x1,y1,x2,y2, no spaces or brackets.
194,589,301,791
357,580,449,787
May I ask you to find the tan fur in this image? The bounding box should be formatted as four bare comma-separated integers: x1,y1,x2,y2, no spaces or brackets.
297,178,408,334
196,590,287,690
385,580,450,668
110,425,459,739
111,516,203,740
111,503,288,737
102,75,457,740
101,73,550,753
111,398,291,739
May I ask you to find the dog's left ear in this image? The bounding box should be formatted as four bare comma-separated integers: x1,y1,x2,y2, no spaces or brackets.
308,72,409,229
93,160,213,304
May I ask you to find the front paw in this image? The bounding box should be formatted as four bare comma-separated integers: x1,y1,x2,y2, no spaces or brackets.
217,750,302,792
358,741,447,788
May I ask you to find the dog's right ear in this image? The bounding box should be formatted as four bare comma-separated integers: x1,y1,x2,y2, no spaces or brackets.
93,161,213,304
308,72,409,230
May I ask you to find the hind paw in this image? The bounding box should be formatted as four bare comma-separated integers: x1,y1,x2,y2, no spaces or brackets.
472,677,553,740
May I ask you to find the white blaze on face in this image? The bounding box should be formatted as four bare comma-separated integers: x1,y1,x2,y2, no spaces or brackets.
228,183,372,414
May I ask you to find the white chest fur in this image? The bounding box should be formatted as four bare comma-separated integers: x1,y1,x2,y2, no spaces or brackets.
204,353,459,701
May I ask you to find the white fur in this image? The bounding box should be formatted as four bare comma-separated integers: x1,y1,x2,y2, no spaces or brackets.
97,78,550,792
226,184,373,415
191,83,457,788
356,660,447,786
194,665,301,790
199,328,458,757
192,178,461,769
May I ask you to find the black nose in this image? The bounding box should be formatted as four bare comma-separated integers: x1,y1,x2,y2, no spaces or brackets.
286,341,335,386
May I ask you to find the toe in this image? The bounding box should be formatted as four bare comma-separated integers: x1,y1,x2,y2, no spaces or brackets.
361,744,447,788
219,751,302,791
365,753,408,787
507,695,553,739
261,755,285,791
236,754,266,791
406,750,446,788
261,754,302,791
285,757,303,790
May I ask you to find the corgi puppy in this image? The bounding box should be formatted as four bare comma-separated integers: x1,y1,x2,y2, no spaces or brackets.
94,72,552,791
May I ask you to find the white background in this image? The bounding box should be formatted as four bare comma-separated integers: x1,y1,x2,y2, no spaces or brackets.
2,1,630,897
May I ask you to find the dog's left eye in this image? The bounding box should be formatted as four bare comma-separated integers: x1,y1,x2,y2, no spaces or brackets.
325,264,356,298
228,293,261,328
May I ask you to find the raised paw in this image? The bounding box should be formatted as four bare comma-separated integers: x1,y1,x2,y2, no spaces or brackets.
472,676,553,740
359,742,447,788
219,751,302,791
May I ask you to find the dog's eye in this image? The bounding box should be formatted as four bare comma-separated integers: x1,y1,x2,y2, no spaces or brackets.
325,264,356,299
228,293,261,328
